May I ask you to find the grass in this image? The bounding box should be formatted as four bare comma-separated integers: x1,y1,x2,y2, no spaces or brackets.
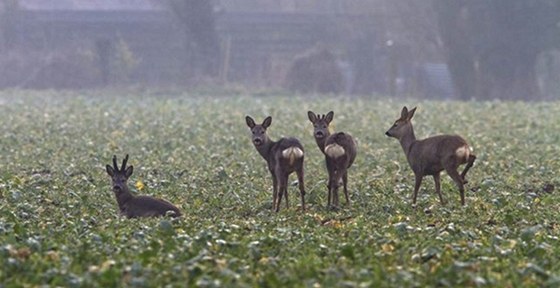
0,89,559,287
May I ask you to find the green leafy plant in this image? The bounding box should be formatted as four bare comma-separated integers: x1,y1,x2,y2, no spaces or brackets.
0,90,559,286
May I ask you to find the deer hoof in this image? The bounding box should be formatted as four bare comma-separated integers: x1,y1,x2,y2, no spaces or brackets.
328,205,339,212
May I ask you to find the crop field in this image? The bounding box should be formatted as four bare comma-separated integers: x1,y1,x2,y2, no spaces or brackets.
0,89,559,287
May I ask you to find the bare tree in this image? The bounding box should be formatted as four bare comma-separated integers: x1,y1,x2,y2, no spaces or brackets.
1,0,19,50
167,0,221,78
434,0,560,100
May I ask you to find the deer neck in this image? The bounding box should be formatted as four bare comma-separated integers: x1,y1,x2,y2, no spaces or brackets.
315,131,331,153
399,125,417,158
256,136,275,162
115,185,134,208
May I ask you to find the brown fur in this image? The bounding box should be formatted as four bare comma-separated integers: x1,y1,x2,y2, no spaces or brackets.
246,116,306,212
308,111,357,209
385,107,476,206
105,155,181,218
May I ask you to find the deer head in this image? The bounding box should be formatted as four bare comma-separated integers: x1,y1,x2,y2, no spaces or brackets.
385,106,416,140
308,111,333,140
246,116,272,147
105,154,133,196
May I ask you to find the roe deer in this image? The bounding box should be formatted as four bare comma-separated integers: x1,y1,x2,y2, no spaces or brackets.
105,154,181,218
385,106,476,206
308,111,357,209
245,116,306,212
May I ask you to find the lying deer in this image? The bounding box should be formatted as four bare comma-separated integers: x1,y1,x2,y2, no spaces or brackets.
308,111,357,209
385,106,476,206
105,154,181,218
245,116,306,212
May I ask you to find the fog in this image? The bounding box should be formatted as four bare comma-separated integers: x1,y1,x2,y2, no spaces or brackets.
1,0,559,100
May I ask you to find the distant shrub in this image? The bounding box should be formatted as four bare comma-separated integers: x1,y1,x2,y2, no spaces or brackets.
0,38,139,89
111,37,140,83
0,48,99,89
285,47,344,94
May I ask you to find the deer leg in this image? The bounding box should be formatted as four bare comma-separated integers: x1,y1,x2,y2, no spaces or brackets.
296,166,306,212
276,173,288,212
271,173,278,211
332,170,341,208
343,171,350,206
326,184,331,209
275,184,283,212
433,173,445,205
328,171,339,209
283,174,290,209
326,161,335,209
446,166,466,206
284,190,289,209
460,154,476,184
413,174,423,206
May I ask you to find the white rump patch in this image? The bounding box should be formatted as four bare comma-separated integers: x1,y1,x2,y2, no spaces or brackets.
325,143,345,158
282,147,304,164
455,145,470,159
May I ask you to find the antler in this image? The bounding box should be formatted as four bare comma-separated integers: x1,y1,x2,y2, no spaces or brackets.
112,155,119,171
121,154,129,171
111,154,130,172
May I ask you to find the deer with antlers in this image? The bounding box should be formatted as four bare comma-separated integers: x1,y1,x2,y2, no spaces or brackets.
308,111,357,209
105,154,181,218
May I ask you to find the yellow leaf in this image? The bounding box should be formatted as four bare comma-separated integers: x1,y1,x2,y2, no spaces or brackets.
382,243,394,253
46,251,59,262
135,180,145,191
101,260,116,271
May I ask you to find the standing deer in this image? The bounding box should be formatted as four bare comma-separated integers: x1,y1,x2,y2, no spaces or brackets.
308,111,357,209
105,154,181,218
385,106,476,206
245,116,306,212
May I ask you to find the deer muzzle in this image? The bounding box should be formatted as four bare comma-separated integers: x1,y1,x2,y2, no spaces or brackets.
253,138,263,146
314,131,325,138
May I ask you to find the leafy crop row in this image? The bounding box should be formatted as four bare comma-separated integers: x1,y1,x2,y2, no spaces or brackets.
0,90,559,286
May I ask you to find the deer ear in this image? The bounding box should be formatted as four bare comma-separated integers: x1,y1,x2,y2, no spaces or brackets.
245,116,256,128
262,116,272,128
307,111,317,123
106,165,114,176
407,107,417,120
124,165,134,178
325,111,334,124
400,106,408,119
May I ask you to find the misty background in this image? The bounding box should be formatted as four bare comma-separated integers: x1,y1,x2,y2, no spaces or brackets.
1,0,559,100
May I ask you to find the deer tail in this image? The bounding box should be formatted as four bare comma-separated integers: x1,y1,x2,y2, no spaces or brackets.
325,143,345,158
282,147,304,165
455,145,471,161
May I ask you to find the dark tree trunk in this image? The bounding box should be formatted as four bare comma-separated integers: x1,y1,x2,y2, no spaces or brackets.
433,0,559,100
169,0,220,78
478,51,539,100
1,0,19,50
433,0,477,100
